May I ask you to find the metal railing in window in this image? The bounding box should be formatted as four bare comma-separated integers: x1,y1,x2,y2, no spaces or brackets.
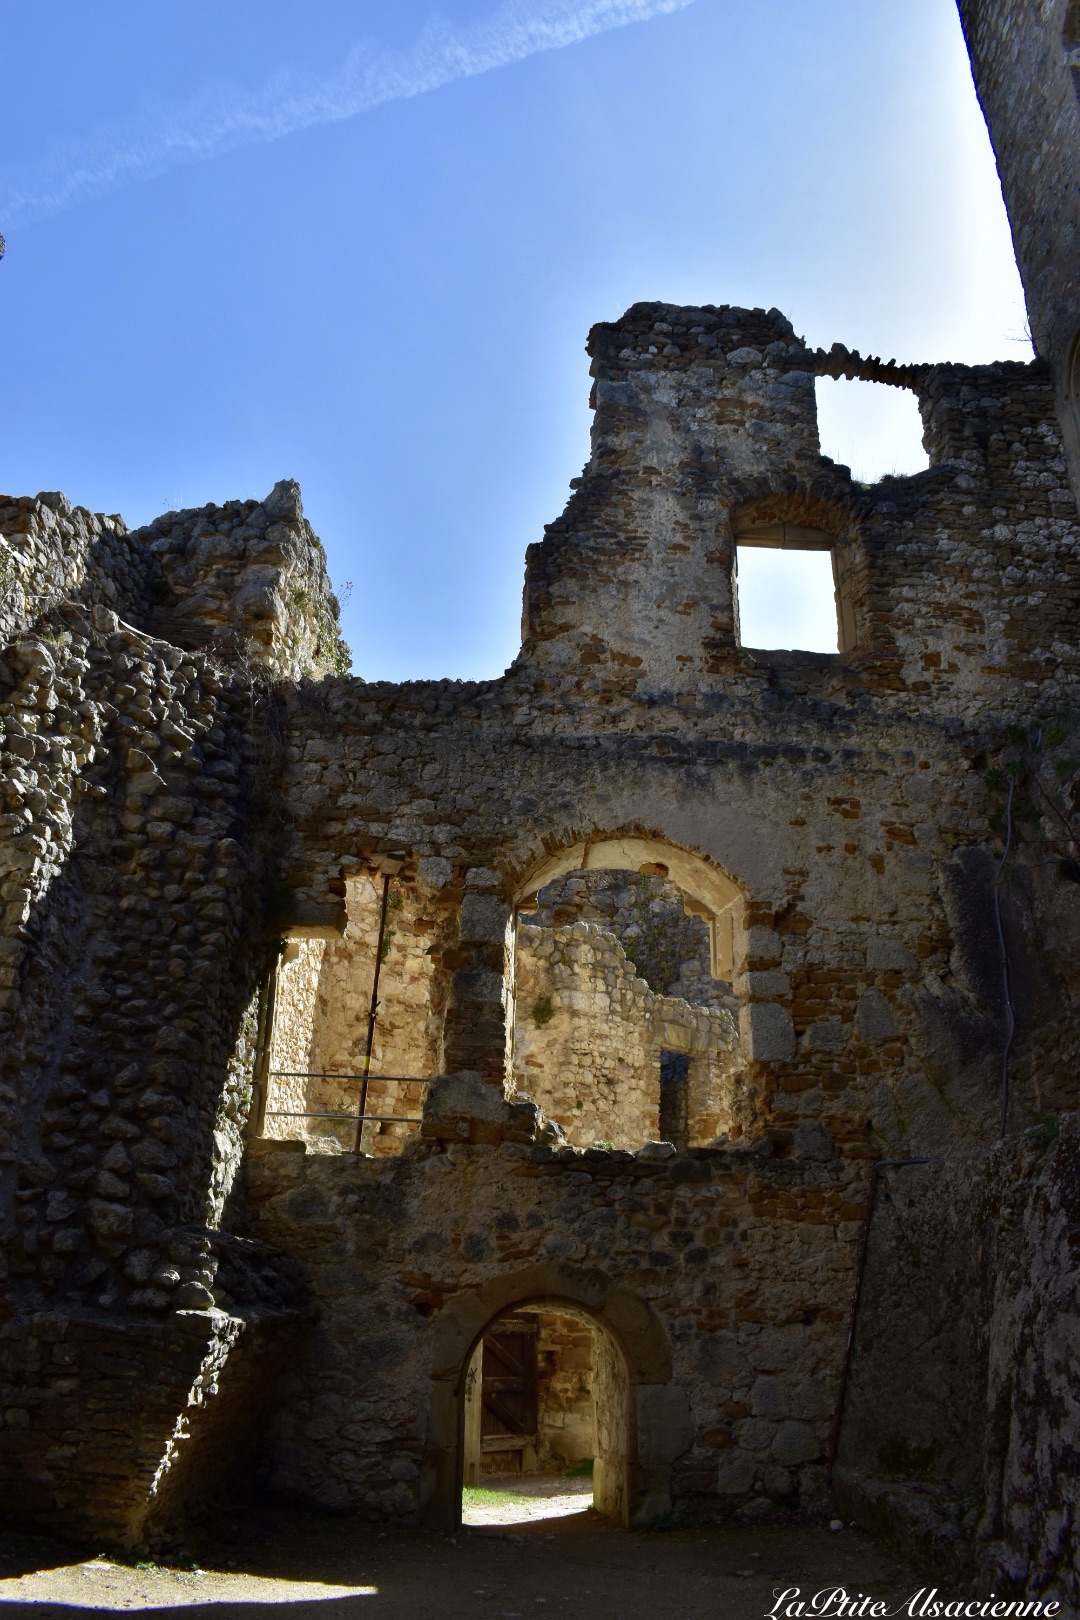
263,1069,425,1148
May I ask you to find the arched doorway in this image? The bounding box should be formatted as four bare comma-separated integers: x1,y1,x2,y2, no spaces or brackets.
422,1262,681,1531
461,1301,628,1525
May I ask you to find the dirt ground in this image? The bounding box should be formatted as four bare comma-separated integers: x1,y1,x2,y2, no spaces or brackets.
0,1489,948,1620
461,1476,595,1526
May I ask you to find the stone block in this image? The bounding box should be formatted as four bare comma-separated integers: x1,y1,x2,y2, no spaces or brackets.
866,938,917,973
743,927,782,965
793,1120,834,1162
636,1384,692,1467
459,894,510,944
740,1001,796,1062
771,1420,822,1465
715,1448,757,1494
809,1020,849,1052
423,1072,506,1126
856,990,898,1041
750,1375,788,1418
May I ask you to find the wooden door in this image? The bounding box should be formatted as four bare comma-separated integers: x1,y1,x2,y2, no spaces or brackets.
480,1321,538,1457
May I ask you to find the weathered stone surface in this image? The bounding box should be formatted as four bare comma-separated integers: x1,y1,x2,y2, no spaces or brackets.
0,281,1078,1587
836,1121,1080,1604
958,0,1080,504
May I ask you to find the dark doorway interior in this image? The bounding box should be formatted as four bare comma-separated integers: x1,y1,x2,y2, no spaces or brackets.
659,1049,689,1149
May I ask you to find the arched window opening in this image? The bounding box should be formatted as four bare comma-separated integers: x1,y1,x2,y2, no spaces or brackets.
512,836,747,1151
461,1302,628,1527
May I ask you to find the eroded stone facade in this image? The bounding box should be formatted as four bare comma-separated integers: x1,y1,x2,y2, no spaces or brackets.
1,286,1079,1594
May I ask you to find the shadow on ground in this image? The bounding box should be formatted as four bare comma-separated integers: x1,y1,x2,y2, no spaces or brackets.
0,1501,941,1619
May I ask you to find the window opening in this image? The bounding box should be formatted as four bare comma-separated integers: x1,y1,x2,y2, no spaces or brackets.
815,375,928,483
260,859,440,1157
734,541,840,653
659,1050,690,1149
514,865,741,1150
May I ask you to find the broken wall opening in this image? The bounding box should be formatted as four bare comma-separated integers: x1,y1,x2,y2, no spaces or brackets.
513,856,742,1149
734,542,840,654
734,520,852,655
262,858,458,1154
814,374,929,483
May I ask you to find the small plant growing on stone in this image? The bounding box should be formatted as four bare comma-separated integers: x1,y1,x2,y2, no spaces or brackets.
532,997,554,1027
1030,1111,1061,1144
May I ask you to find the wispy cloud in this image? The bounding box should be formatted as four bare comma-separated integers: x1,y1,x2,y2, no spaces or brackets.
0,0,696,229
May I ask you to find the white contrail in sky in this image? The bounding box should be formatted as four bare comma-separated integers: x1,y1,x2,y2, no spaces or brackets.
0,0,697,229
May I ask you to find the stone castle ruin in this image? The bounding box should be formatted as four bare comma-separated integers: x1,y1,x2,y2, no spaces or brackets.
2,0,1079,1601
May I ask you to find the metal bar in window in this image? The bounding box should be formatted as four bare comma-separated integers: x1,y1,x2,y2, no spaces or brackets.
268,1071,426,1083
264,1110,423,1123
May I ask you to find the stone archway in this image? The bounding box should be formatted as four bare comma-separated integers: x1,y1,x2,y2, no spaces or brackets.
513,832,743,979
421,1262,684,1531
509,830,750,1147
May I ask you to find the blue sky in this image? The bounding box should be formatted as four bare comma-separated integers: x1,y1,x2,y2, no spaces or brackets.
0,1,1028,676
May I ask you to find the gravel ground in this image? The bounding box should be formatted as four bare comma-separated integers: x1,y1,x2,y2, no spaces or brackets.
0,1501,942,1619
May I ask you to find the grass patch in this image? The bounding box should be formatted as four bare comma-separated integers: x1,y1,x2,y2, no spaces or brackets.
462,1484,527,1507
563,1458,594,1478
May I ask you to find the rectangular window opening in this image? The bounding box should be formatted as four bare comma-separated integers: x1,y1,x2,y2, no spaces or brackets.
735,541,845,654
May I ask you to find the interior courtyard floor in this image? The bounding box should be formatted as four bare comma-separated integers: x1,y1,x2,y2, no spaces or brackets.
0,1503,944,1619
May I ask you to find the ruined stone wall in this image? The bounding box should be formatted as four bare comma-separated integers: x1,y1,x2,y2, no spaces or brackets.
138,479,349,681
2,303,1080,1565
0,493,164,652
513,921,738,1149
0,1227,309,1542
835,1118,1080,1606
958,2,1080,403
528,868,730,1010
276,310,1080,1176
533,1309,594,1471
0,482,344,1535
0,608,266,1313
243,1134,860,1523
513,922,658,1148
